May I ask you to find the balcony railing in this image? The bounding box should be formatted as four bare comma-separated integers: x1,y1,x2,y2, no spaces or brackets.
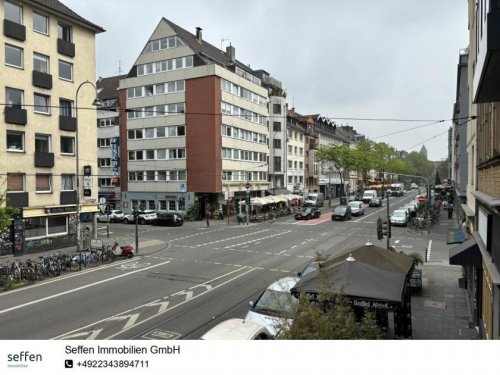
3,19,25,41
5,106,27,125
34,152,54,168
32,70,53,89
57,38,75,57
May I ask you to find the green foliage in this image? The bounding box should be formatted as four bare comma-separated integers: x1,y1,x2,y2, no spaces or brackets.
316,144,355,196
0,190,18,234
405,152,435,180
434,170,442,185
280,292,382,340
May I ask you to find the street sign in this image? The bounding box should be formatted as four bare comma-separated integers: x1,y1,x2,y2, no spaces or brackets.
244,182,251,190
417,195,426,204
99,197,106,205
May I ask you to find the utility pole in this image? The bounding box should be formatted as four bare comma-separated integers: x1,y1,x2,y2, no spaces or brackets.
386,194,390,250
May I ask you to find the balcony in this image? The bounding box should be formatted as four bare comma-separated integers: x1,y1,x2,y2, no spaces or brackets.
34,152,54,168
5,107,27,125
57,38,75,57
60,190,77,205
59,116,77,131
473,10,500,103
6,192,29,208
32,70,53,89
3,19,25,41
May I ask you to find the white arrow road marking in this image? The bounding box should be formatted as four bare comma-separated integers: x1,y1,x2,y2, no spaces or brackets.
108,313,140,330
172,290,194,301
145,299,170,314
59,329,103,340
0,260,171,316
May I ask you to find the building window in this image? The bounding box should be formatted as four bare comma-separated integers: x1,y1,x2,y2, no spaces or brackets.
273,139,281,149
273,104,281,115
60,136,75,154
6,130,24,151
58,60,73,81
47,216,67,235
33,12,48,34
35,134,50,152
98,158,111,167
159,200,167,210
7,173,24,191
57,23,71,42
61,174,74,190
168,201,176,211
59,99,73,117
5,44,23,68
148,200,155,210
34,93,50,114
99,178,112,187
6,87,23,108
274,156,282,172
36,174,52,192
33,52,49,73
25,216,67,239
4,1,22,24
273,122,281,132
98,138,111,147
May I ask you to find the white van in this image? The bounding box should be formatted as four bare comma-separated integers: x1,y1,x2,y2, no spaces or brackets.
362,190,377,203
304,192,324,207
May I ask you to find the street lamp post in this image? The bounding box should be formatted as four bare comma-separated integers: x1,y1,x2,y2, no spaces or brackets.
75,80,101,266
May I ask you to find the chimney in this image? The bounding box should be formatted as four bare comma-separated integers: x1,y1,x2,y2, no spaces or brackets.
226,44,235,63
195,27,202,42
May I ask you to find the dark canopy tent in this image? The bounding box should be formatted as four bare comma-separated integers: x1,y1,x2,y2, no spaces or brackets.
292,257,407,304
321,244,414,274
291,245,415,338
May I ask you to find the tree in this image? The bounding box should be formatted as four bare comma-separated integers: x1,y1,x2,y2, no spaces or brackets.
435,170,442,185
351,140,375,187
0,190,17,233
316,144,355,197
405,151,435,180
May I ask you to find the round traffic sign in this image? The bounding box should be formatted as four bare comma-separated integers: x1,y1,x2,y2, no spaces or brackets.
244,183,251,190
417,195,426,203
99,197,106,205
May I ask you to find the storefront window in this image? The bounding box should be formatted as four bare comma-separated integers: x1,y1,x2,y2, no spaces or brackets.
47,216,67,235
24,217,46,238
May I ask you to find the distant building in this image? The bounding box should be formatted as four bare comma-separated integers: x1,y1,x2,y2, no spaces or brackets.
419,145,428,159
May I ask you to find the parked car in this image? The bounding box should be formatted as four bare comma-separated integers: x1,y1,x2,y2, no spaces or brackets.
390,209,408,226
122,210,157,224
331,205,352,221
303,192,325,207
151,212,184,226
200,318,272,340
348,201,364,216
245,276,299,338
369,197,383,207
96,210,125,223
295,207,321,220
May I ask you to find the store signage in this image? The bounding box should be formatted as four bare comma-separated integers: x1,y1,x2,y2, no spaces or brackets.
352,299,391,310
46,206,77,214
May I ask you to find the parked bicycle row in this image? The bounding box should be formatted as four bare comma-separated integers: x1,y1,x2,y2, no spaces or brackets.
0,241,133,290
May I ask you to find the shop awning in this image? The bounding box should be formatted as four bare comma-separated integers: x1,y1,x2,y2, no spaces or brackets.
265,189,291,196
449,238,482,267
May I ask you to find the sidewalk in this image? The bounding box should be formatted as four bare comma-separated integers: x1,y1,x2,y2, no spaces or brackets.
410,210,479,339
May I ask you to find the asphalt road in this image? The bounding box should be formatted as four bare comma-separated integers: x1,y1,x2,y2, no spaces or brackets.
0,193,429,340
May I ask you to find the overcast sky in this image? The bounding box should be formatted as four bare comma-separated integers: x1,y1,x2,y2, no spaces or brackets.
62,0,468,161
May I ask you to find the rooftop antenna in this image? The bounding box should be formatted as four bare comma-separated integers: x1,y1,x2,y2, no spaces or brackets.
118,60,123,75
221,38,230,51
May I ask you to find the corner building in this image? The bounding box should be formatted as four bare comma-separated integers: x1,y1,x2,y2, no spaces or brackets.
120,19,270,218
0,0,103,255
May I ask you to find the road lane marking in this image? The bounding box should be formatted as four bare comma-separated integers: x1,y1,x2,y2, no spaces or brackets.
0,260,172,315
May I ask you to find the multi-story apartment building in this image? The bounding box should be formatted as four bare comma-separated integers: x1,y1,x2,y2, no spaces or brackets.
0,0,103,255
119,20,270,219
253,70,289,196
311,115,351,202
450,0,500,340
285,114,306,195
287,109,319,196
96,75,125,211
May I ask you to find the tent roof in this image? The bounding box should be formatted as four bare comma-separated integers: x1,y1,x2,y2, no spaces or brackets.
322,244,414,275
292,257,406,303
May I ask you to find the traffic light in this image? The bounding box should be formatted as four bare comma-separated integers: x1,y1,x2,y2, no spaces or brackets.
133,209,139,221
376,217,383,240
382,219,391,238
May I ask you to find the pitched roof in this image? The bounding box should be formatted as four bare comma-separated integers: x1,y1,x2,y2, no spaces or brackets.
162,18,255,75
31,0,105,32
96,75,126,100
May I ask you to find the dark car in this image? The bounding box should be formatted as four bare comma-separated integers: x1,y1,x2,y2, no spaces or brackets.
369,197,383,207
152,212,184,226
331,205,352,221
295,207,321,220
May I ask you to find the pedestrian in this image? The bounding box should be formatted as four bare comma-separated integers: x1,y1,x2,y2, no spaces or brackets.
237,212,243,225
218,210,223,220
205,209,210,227
447,201,454,219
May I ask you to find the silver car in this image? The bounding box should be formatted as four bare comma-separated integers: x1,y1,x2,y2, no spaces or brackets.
96,209,124,223
348,201,365,216
390,209,408,226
